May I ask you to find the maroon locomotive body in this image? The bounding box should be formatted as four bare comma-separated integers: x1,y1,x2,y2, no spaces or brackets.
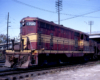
4,17,99,68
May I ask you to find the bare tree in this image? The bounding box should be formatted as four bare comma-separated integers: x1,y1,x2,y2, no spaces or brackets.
0,34,10,43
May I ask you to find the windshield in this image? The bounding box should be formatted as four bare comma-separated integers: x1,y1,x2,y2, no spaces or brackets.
20,22,25,27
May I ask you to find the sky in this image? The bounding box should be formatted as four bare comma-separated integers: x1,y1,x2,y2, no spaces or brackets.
0,0,100,38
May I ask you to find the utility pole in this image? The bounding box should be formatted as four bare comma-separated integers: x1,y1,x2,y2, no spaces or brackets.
88,21,94,34
7,12,9,49
56,0,62,25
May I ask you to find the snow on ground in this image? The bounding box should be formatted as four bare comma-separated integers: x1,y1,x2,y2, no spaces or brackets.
32,64,100,80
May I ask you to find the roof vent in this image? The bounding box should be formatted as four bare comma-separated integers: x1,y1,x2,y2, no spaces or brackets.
60,25,63,26
50,21,54,23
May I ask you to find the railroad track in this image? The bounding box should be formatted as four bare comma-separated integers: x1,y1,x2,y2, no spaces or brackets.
0,60,100,80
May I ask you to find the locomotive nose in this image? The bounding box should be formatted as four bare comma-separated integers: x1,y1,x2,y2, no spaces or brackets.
4,50,31,68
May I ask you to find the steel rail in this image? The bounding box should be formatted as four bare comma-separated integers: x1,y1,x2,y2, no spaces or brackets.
0,60,100,80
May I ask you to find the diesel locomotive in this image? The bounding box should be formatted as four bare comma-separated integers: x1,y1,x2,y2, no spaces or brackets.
4,17,100,68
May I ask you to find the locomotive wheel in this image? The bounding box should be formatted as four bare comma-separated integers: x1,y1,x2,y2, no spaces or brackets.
93,55,98,60
38,59,48,67
58,59,64,64
83,55,90,62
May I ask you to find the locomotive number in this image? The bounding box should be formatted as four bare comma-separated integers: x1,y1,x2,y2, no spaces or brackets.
26,22,36,26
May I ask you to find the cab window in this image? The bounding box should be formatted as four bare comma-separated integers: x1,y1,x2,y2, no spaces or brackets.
20,22,25,27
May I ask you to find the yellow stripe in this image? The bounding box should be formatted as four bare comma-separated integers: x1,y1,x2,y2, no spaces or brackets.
41,34,89,46
22,33,37,48
6,50,14,53
20,50,31,53
6,50,32,53
21,33,89,47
